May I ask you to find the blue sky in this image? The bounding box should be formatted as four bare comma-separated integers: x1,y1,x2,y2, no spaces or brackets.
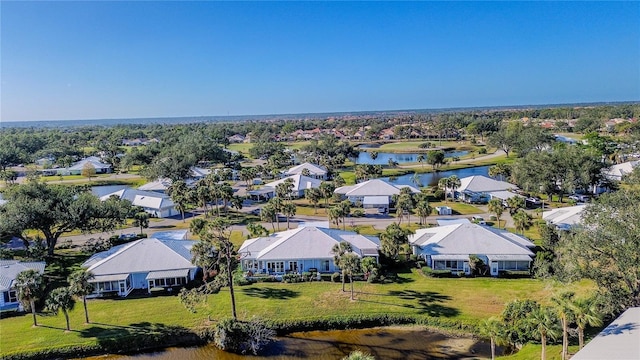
1,1,639,121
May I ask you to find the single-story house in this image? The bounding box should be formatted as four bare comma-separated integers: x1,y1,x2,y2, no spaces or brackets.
542,204,586,231
409,223,535,276
227,134,246,143
101,188,176,218
285,162,328,180
66,156,112,175
82,231,197,297
239,226,380,275
1,260,46,311
335,179,420,207
263,174,323,198
604,160,639,182
456,176,517,204
571,307,640,360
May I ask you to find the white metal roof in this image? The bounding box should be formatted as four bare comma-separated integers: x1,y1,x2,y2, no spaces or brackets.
264,174,323,193
458,176,517,193
335,179,420,197
285,162,327,176
571,307,640,360
436,218,471,226
240,226,379,261
0,260,46,292
409,223,534,258
543,205,586,228
488,190,524,201
100,188,174,210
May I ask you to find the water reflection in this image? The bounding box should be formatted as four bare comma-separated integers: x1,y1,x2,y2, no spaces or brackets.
382,166,490,187
355,151,468,165
86,327,494,359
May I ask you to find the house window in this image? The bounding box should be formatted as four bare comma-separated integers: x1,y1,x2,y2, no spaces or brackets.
433,260,463,270
3,290,17,303
267,261,284,273
322,260,330,272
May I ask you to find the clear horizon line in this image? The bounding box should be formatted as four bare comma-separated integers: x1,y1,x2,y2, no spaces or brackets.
2,99,639,123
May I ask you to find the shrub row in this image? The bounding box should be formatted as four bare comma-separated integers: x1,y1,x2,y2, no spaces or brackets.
266,313,474,336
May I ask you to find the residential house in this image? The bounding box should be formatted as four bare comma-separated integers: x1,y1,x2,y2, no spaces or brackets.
285,162,328,180
1,260,46,311
335,179,420,209
239,226,380,275
63,156,112,175
542,204,586,231
227,134,245,143
571,307,640,360
82,231,197,297
435,206,453,215
409,223,535,276
101,188,176,218
263,174,323,198
456,175,518,204
604,160,639,182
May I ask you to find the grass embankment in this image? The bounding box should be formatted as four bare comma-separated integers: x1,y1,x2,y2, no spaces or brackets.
0,269,594,358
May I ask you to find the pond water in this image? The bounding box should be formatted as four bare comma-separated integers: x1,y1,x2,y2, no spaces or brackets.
85,327,494,360
355,151,469,165
382,166,491,187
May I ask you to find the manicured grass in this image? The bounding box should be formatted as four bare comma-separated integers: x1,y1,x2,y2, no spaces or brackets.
226,143,253,155
0,270,594,356
430,201,484,215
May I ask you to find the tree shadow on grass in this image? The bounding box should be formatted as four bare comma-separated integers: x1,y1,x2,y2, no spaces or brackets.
241,287,300,300
357,290,459,317
79,322,201,353
386,290,459,317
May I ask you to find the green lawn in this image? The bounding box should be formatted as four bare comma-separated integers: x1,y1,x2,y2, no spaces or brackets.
430,201,484,215
0,270,594,356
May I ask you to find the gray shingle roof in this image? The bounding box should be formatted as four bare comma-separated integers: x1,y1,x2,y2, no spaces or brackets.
335,179,420,197
82,237,196,277
0,260,46,291
459,176,517,193
409,223,534,257
240,226,379,261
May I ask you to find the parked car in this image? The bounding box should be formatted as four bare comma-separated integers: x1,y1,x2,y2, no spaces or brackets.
471,216,486,225
526,197,542,207
377,207,387,215
569,194,589,202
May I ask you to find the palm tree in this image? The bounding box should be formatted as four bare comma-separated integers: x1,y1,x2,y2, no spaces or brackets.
331,241,353,292
417,154,425,168
438,177,451,202
68,269,94,324
305,187,322,214
338,200,352,230
15,269,44,327
45,287,75,331
132,210,150,235
513,209,533,234
230,195,244,216
219,183,234,215
269,197,283,231
342,254,361,300
552,292,575,360
447,175,461,198
479,317,505,360
261,203,277,231
529,306,561,360
415,200,432,225
282,202,296,229
488,198,504,228
167,180,191,222
328,206,341,228
573,297,603,349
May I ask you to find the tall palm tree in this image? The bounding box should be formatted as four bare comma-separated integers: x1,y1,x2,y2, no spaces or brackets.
260,203,277,231
15,269,44,327
45,287,75,331
342,254,361,300
552,292,575,360
167,180,191,222
68,269,95,324
488,198,505,229
529,306,561,360
513,209,533,234
479,317,505,360
415,200,432,225
573,297,603,349
282,202,296,229
305,187,322,214
331,241,353,292
417,154,425,168
328,206,341,229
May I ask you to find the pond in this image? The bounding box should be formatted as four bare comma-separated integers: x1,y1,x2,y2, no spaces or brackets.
355,151,468,165
382,165,491,187
83,327,495,360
